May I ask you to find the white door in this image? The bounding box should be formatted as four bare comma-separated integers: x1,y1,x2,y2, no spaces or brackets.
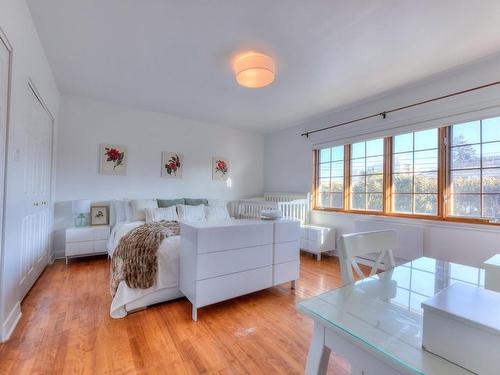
18,85,53,299
0,39,8,281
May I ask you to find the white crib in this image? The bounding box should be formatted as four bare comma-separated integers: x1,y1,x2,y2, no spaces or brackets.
233,192,310,224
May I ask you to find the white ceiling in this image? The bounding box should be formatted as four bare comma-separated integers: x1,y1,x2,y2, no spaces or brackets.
27,0,500,133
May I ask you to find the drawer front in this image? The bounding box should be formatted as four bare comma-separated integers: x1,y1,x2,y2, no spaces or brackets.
274,221,300,243
66,228,93,243
197,223,273,254
196,266,272,308
274,241,299,264
197,244,272,280
66,241,94,256
93,240,108,253
307,227,327,243
273,260,300,286
93,226,110,240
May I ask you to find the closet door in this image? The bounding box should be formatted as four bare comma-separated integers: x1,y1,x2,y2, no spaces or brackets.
18,86,53,299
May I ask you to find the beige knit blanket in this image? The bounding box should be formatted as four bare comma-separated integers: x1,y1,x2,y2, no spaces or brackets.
110,221,180,297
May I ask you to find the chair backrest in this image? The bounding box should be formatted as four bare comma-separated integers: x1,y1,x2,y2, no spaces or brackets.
338,230,397,286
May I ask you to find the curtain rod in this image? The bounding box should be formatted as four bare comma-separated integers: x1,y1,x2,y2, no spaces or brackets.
301,80,500,138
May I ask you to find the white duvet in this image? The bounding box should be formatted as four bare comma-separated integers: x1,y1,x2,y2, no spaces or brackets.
108,221,182,318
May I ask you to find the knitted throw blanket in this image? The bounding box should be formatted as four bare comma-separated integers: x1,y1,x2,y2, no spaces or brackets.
110,221,180,296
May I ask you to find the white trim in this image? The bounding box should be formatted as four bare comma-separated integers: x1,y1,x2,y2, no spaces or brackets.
1,301,21,342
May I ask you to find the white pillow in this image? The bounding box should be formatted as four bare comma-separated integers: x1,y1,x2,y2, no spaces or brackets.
111,200,127,224
205,205,230,222
176,204,206,222
145,206,179,222
130,199,158,221
123,199,134,222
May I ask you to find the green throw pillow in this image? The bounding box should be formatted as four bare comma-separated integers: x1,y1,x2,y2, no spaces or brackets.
157,198,185,207
184,198,208,206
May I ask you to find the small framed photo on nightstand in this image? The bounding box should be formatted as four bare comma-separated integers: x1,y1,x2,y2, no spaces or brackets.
90,206,109,226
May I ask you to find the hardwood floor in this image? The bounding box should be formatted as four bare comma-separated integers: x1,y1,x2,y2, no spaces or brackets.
0,253,352,374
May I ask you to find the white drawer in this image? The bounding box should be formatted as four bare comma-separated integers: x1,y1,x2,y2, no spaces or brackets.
274,220,300,243
273,260,300,286
274,241,299,264
93,226,110,240
66,241,93,256
93,240,108,253
66,228,93,243
197,244,272,280
196,266,272,308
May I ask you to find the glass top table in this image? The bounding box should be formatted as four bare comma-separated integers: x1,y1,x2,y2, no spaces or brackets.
297,257,485,374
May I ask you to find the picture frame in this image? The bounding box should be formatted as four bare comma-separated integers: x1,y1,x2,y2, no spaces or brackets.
99,144,128,175
161,152,183,177
90,205,109,226
212,157,230,181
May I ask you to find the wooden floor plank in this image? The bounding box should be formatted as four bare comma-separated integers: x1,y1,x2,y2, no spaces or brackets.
0,253,354,374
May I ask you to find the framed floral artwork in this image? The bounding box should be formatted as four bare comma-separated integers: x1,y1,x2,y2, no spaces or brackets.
161,152,183,177
90,205,109,226
100,144,127,175
212,157,229,181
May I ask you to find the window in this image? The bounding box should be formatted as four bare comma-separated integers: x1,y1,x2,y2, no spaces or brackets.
316,145,344,209
449,118,500,218
350,138,384,211
392,128,439,215
313,114,500,225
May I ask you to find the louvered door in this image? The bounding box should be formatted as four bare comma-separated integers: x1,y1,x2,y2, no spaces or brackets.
18,86,53,299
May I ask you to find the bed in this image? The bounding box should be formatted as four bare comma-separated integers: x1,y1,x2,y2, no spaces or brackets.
108,221,183,318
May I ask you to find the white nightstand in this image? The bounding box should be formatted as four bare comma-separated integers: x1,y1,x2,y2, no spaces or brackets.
65,225,111,264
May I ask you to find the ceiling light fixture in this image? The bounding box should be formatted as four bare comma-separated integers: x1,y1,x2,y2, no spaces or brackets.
233,52,275,88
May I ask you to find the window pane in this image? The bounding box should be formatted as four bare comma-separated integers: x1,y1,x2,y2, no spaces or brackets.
483,194,500,218
450,144,480,169
450,170,480,193
319,163,330,178
331,161,344,177
393,194,412,213
394,133,413,153
351,158,365,175
415,128,438,150
451,194,481,217
319,148,331,163
366,156,383,174
483,169,500,193
451,121,480,145
318,178,330,192
367,174,383,192
351,176,365,193
414,149,438,172
331,193,343,209
393,152,413,173
415,172,438,193
331,177,344,193
317,193,330,208
415,194,437,215
367,193,383,211
332,146,344,161
366,138,384,157
482,117,500,143
351,193,366,210
482,142,500,168
351,142,365,159
393,173,412,193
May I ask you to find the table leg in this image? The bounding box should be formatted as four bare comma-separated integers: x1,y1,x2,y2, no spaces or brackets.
305,321,331,375
192,306,197,321
291,280,296,290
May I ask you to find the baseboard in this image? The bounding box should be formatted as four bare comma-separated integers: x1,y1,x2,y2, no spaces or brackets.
1,301,21,342
53,249,65,260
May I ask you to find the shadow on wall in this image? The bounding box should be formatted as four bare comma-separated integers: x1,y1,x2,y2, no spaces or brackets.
53,201,74,257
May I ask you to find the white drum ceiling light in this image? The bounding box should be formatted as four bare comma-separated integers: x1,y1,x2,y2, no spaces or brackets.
233,52,275,88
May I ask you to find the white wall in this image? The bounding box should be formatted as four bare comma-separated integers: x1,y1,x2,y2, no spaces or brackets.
53,94,264,255
264,52,500,266
0,0,60,341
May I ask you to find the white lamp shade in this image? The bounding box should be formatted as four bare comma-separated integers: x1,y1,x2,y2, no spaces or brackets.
72,199,91,215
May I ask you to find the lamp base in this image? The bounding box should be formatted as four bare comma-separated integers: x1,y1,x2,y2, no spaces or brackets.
74,214,88,227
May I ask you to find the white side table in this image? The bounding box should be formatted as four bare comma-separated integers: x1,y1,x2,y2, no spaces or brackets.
300,225,336,261
65,225,111,264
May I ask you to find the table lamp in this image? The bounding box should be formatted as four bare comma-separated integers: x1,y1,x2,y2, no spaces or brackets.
72,199,91,227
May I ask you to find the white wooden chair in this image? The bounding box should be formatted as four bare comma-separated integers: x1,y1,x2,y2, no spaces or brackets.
338,230,397,286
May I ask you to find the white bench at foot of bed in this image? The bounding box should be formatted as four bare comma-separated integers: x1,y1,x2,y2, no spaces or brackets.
180,219,300,321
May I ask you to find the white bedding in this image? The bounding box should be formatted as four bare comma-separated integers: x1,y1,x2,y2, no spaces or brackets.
108,221,182,318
